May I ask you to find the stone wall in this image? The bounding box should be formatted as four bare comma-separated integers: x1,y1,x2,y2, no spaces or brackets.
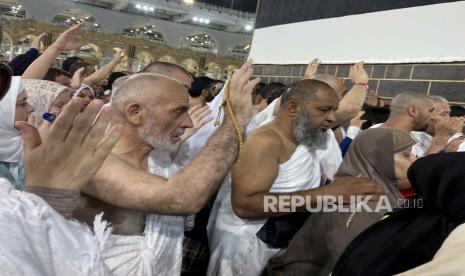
253,63,465,104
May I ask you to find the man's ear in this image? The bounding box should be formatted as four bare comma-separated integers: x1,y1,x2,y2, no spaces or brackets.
407,106,418,118
285,100,300,118
201,89,209,98
124,103,143,125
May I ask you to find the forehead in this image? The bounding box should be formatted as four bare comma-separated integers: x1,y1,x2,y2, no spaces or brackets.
56,90,71,99
434,101,450,110
81,88,92,94
311,88,340,107
149,77,189,107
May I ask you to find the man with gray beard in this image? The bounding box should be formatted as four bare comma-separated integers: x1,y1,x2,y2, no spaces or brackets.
207,79,384,276
73,61,261,275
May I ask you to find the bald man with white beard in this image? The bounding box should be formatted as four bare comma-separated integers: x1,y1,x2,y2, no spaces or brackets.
207,79,383,276
73,62,261,275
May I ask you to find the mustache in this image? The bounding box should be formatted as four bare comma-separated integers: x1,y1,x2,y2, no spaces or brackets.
173,128,185,136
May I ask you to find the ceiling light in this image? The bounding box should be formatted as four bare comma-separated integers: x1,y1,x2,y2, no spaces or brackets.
204,19,210,24
143,5,148,11
94,23,99,26
71,17,76,20
198,18,204,23
136,4,141,9
195,36,198,38
149,7,154,12
184,0,194,4
190,38,195,41
245,25,253,31
17,5,22,8
193,16,198,22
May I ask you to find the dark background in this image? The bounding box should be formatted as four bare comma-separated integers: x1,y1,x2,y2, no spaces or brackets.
255,0,461,28
198,0,258,12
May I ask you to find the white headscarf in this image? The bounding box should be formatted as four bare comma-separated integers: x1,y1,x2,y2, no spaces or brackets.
23,79,69,127
0,76,24,162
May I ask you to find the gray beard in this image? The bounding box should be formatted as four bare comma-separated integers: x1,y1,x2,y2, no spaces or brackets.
138,119,177,152
293,109,328,152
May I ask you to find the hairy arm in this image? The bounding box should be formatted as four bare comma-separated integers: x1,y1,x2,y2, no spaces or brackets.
83,119,239,215
332,62,369,126
84,61,261,215
333,85,367,125
22,24,86,79
21,46,62,79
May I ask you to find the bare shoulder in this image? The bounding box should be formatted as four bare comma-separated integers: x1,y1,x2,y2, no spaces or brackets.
246,123,284,153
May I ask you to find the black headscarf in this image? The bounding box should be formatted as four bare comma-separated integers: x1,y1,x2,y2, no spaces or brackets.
333,152,465,276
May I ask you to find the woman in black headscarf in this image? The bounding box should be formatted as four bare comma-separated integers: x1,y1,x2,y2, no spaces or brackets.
332,152,465,275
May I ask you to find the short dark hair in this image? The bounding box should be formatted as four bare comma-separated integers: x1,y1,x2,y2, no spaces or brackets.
62,56,84,72
450,105,465,117
69,62,93,77
361,105,391,129
107,72,127,91
261,82,287,105
281,79,336,109
252,82,266,103
44,67,70,81
188,76,215,98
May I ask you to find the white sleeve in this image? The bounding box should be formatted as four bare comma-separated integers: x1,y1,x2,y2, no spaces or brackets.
0,188,110,276
250,98,278,127
457,141,465,152
345,126,361,140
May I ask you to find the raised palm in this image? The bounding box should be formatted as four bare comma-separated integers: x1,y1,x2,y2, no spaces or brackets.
52,22,87,51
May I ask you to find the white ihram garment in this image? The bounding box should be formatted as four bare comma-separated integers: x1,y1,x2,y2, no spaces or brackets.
102,153,185,276
0,178,110,276
207,145,322,276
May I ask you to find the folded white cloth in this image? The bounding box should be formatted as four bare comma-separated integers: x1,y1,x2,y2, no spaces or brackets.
0,178,111,276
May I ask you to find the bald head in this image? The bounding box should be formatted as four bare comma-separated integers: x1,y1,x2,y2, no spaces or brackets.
312,74,345,98
143,61,192,88
281,79,337,108
111,73,187,115
390,92,434,116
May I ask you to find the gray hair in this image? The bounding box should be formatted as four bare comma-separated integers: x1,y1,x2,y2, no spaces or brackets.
110,72,184,114
430,95,449,105
389,91,433,115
